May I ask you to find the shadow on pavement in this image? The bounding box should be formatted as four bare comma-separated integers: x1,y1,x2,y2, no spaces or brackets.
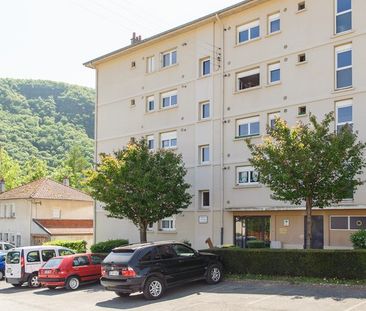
33,283,104,296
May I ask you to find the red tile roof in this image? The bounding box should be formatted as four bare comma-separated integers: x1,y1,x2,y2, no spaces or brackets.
33,219,93,236
0,178,93,202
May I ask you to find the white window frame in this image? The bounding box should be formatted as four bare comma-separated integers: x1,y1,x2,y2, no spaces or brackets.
146,55,155,73
146,95,155,112
268,12,280,34
161,90,178,109
16,234,21,247
335,0,352,34
52,208,61,219
160,216,176,231
199,145,210,164
200,57,211,76
268,112,280,130
268,62,281,84
200,190,210,208
236,116,260,138
160,131,177,149
161,49,177,68
336,99,353,132
199,101,210,120
237,68,260,91
236,166,260,186
335,43,352,90
147,135,155,150
237,20,260,44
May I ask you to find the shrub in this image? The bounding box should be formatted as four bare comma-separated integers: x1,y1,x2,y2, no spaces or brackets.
247,240,266,248
43,240,87,253
203,248,366,280
350,230,366,249
90,239,129,253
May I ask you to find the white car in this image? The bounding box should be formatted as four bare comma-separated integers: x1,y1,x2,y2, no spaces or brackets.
5,245,74,288
0,242,15,253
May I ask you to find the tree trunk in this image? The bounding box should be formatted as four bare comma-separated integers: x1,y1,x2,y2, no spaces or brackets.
139,223,147,243
305,197,313,249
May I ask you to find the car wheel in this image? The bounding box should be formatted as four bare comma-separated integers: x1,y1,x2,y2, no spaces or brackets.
115,291,130,297
65,276,80,290
0,270,4,280
28,273,40,288
206,263,223,284
143,276,165,300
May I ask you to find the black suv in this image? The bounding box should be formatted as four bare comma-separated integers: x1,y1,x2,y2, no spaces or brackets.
100,241,223,299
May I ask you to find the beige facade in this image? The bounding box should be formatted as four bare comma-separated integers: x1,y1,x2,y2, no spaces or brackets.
86,0,366,249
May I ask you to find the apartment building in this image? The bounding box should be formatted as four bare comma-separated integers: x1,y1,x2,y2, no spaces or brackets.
85,0,366,249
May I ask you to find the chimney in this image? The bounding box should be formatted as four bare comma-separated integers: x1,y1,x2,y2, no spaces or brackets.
0,178,5,193
62,177,70,187
130,32,142,45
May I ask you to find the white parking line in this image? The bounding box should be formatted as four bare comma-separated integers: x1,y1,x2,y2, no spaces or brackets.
344,300,366,311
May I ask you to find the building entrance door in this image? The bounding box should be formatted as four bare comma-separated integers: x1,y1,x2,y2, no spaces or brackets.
234,216,270,248
304,216,324,249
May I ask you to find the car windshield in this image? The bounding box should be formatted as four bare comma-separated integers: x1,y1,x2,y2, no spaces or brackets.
43,258,63,269
6,251,20,264
104,250,135,264
5,244,14,250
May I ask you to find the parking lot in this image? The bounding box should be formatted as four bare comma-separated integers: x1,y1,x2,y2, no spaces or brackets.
1,279,365,311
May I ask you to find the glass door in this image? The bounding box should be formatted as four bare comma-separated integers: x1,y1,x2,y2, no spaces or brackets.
234,216,270,248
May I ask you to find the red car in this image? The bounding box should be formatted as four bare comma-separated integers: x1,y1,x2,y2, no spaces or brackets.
38,253,104,290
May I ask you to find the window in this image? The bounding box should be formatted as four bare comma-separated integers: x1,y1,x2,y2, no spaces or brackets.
200,101,210,120
268,62,280,84
162,49,177,68
147,135,155,150
237,68,260,90
140,247,159,262
200,190,210,208
236,116,260,138
298,53,306,63
59,249,74,256
268,13,280,34
91,254,103,265
145,96,154,112
10,204,15,218
147,56,155,73
161,90,178,108
199,145,210,164
16,235,21,247
336,100,353,132
131,61,136,68
157,245,177,259
350,217,366,230
73,256,90,266
335,44,352,89
130,99,136,107
298,106,307,116
298,1,306,11
160,217,175,231
160,131,177,149
173,244,195,257
27,251,41,263
331,216,366,230
147,222,154,231
4,233,8,241
237,20,260,44
335,0,352,34
5,243,13,250
41,250,56,262
200,57,211,76
268,112,280,130
236,166,260,185
0,233,2,241
52,208,60,219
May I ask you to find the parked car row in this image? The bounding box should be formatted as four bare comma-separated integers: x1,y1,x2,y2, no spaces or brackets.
2,241,223,300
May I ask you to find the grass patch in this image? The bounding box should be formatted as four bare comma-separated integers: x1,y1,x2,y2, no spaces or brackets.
226,273,366,287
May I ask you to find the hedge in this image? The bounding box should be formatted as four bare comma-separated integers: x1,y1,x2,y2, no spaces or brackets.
350,230,366,249
204,248,366,280
43,240,87,253
90,239,129,253
247,240,266,249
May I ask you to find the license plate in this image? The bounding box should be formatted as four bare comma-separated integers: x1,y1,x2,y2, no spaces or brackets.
109,270,119,276
44,270,52,274
6,268,12,274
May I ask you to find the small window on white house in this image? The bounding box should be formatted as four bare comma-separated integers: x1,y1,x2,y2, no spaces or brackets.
162,49,177,68
160,217,175,231
199,101,210,120
10,204,15,218
0,233,2,241
237,20,260,44
52,209,61,219
298,53,306,63
147,223,154,231
130,99,136,107
335,0,352,34
199,145,210,164
236,116,260,138
298,1,306,11
268,62,281,84
237,68,260,90
236,166,260,185
200,190,210,208
147,135,155,150
268,13,280,34
336,99,353,132
335,44,352,89
0,205,3,218
268,112,280,130
200,57,211,76
160,131,177,149
161,90,178,108
5,205,11,218
146,95,155,112
16,234,21,247
146,56,155,73
131,61,136,69
4,233,8,241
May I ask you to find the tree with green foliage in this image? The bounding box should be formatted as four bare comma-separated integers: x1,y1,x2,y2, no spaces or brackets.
0,147,22,190
22,157,48,183
86,138,192,243
246,113,366,249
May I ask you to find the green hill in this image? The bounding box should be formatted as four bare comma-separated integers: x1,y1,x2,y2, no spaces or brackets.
0,78,94,170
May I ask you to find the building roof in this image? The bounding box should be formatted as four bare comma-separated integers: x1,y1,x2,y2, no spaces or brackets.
33,219,94,236
83,0,261,68
0,178,93,202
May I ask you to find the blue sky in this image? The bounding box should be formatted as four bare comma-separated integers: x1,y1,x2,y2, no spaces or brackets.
0,0,240,87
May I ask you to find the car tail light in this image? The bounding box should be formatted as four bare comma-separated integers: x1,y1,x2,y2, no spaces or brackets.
121,267,136,278
101,266,106,277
